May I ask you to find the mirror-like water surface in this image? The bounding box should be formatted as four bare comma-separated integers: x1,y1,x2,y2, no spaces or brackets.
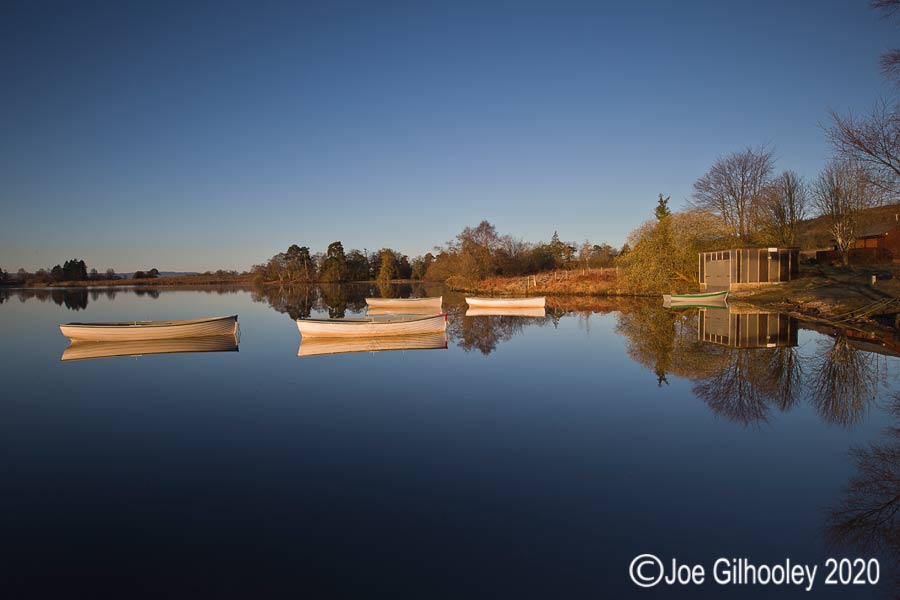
3,285,900,597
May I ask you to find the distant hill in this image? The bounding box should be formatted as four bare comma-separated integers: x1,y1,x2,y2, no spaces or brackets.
119,271,200,279
797,203,900,250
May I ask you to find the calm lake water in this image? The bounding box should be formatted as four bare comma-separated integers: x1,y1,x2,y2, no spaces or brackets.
3,284,900,597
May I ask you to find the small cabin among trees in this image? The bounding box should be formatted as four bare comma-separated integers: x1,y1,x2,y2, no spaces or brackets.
815,220,900,265
698,248,799,292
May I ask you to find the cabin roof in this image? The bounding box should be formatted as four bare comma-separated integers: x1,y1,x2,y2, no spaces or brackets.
858,222,900,238
699,247,799,254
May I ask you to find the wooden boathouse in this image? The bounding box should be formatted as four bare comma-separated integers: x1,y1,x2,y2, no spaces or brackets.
699,248,799,292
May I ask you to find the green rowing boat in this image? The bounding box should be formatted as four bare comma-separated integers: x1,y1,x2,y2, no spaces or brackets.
662,290,728,306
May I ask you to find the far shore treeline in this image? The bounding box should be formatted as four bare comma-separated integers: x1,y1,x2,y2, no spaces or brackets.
248,227,619,288
0,261,242,287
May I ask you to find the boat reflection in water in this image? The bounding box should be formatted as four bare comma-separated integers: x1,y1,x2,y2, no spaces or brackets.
464,307,546,318
698,306,798,348
297,332,448,358
61,334,239,361
365,296,442,310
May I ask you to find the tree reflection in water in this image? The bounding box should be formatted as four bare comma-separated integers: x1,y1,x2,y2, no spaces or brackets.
1,288,93,310
252,283,368,319
693,349,780,426
252,282,434,321
812,334,879,427
827,395,900,590
2,286,251,312
90,288,119,302
615,304,887,428
767,346,805,412
616,303,684,387
376,281,400,299
828,434,900,559
252,284,317,320
448,312,538,355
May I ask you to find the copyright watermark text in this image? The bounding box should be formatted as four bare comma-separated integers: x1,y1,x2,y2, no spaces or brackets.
629,555,880,592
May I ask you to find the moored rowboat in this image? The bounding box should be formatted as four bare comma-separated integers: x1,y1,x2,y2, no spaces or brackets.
297,332,448,357
366,306,443,316
365,296,442,309
465,307,546,318
59,315,238,342
662,291,728,307
465,296,545,308
296,313,447,338
61,334,239,361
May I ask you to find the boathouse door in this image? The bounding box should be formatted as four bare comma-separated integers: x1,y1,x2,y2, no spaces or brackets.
705,259,730,291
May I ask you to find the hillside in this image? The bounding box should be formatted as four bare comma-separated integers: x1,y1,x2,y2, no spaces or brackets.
119,271,200,279
797,202,900,250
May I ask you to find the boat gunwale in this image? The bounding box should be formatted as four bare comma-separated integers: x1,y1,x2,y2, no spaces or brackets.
62,315,238,329
668,291,728,299
465,296,546,301
296,313,447,325
364,296,442,304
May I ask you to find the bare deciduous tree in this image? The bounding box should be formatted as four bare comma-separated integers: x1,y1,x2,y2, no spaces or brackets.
826,2,900,198
828,100,900,196
764,170,808,246
813,161,878,266
873,0,900,79
689,146,774,242
578,240,592,274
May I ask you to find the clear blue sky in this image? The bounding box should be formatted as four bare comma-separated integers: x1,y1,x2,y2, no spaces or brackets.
1,0,896,272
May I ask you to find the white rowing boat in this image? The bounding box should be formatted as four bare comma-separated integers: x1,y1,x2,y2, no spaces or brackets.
297,332,447,357
59,315,238,342
465,307,546,318
465,296,546,308
365,296,442,309
366,306,443,316
296,313,447,338
61,334,239,361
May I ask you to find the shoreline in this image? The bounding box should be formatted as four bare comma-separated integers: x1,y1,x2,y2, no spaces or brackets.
7,266,900,331
445,265,900,332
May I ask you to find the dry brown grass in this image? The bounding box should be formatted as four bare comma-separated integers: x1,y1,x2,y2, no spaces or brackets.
460,269,631,297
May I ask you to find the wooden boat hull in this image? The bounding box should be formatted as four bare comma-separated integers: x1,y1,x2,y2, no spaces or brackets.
62,334,239,361
366,306,443,316
365,296,443,309
663,291,728,308
298,332,448,357
59,315,238,342
465,307,546,318
465,296,546,308
296,313,448,338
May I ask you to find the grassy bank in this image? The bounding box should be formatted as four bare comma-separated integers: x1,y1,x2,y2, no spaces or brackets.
447,268,640,297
